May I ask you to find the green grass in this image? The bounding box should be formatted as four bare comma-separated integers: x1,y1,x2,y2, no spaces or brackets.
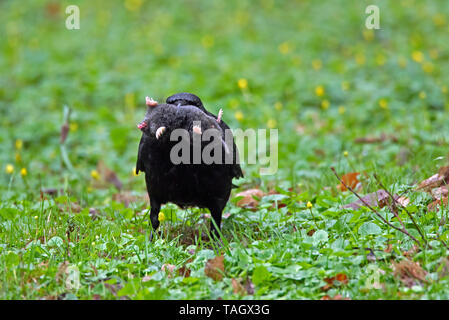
1,0,449,299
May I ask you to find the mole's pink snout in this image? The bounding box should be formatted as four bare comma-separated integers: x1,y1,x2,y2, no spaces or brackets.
137,121,147,130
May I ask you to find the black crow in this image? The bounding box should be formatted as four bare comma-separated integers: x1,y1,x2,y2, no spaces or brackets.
166,92,244,180
136,96,243,237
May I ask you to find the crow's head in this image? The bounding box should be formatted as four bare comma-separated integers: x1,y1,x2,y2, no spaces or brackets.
137,96,158,132
166,92,207,113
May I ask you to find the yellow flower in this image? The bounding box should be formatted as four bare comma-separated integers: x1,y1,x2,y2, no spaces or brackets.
20,168,27,177
15,139,23,150
321,99,330,110
133,167,140,176
312,59,322,70
422,62,434,73
433,14,446,27
362,29,374,41
376,54,386,66
343,151,349,157
91,242,96,246
234,111,244,121
237,78,248,90
158,212,165,222
338,106,346,114
412,51,424,63
379,99,388,109
5,164,14,174
419,91,426,99
15,153,22,163
91,170,100,180
34,215,38,219
267,119,277,128
315,85,325,97
69,122,79,132
355,53,366,65
274,102,283,111
278,41,291,55
124,0,142,12
306,201,313,209
201,35,214,49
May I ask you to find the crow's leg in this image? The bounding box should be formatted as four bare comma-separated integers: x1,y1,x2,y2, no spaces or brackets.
149,198,161,231
208,202,225,239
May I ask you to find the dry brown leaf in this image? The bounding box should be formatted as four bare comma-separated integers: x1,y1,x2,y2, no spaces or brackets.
343,189,409,210
384,244,393,253
343,190,389,210
337,172,361,192
55,261,69,283
235,189,265,209
321,273,349,291
205,255,225,281
231,278,247,296
161,264,176,276
437,258,449,279
244,278,255,295
178,265,191,278
393,259,427,287
321,294,351,300
428,197,448,212
431,186,448,200
417,165,449,192
396,196,410,207
354,133,398,144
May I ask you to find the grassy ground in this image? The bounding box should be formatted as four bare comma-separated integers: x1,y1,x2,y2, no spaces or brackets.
1,0,449,299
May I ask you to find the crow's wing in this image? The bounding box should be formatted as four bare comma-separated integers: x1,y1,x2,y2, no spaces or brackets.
136,135,145,174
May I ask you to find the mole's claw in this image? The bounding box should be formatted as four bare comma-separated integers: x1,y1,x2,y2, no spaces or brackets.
193,125,202,135
217,108,223,123
146,96,158,107
156,126,166,139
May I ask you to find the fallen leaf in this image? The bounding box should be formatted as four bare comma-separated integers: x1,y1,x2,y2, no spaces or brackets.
437,258,449,279
244,278,255,295
343,189,408,210
178,265,191,278
428,197,448,212
431,186,448,200
396,196,410,207
343,190,389,210
337,172,361,192
161,264,176,276
417,165,449,192
393,259,427,287
235,189,265,209
205,255,225,281
321,294,350,300
231,278,247,296
354,133,397,144
321,273,349,291
384,244,393,253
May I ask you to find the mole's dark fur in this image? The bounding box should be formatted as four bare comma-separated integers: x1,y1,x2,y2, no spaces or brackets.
136,94,243,236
